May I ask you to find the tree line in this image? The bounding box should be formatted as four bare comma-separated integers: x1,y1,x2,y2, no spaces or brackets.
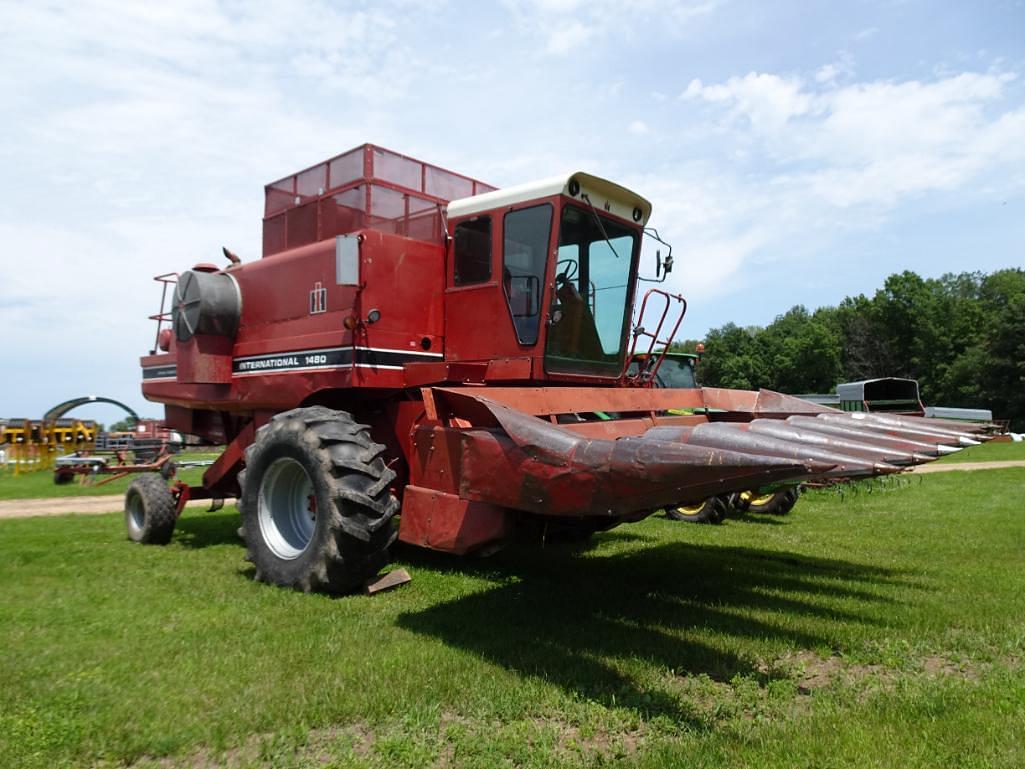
672,268,1025,429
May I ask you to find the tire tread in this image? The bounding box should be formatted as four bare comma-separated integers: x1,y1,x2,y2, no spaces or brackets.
125,473,177,545
239,408,398,593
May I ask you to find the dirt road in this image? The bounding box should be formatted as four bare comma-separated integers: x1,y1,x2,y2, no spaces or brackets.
907,460,1025,475
0,496,233,520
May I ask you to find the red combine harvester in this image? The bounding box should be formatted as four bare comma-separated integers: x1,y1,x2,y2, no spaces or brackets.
132,144,994,592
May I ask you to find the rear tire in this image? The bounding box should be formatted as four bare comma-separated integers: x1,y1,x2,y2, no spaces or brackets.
125,474,177,544
238,407,399,593
666,496,725,524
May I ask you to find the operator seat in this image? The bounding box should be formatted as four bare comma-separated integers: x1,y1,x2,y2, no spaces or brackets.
548,278,604,360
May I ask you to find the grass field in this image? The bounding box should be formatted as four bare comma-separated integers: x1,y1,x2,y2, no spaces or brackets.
935,439,1025,463
2,467,1024,768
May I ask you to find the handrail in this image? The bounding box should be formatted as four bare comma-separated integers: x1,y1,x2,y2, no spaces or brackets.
149,273,179,354
623,288,687,385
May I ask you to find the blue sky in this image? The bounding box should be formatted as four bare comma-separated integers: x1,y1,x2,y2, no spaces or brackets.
1,0,1023,423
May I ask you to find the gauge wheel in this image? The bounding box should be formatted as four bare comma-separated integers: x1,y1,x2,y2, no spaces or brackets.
739,488,799,516
665,496,725,524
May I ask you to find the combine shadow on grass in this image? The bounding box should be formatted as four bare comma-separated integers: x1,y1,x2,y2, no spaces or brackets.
396,534,918,723
173,511,242,549
722,511,790,525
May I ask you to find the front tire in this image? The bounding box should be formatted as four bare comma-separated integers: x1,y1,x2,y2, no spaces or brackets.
238,407,399,593
125,474,177,544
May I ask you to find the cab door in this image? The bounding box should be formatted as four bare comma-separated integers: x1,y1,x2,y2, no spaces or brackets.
444,204,554,368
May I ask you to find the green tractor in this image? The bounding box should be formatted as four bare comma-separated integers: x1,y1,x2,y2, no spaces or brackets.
632,350,801,524
647,350,700,390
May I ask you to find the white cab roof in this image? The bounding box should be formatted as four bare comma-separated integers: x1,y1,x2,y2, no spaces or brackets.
447,171,652,226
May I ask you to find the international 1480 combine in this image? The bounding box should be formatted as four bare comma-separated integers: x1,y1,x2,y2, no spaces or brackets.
132,144,994,592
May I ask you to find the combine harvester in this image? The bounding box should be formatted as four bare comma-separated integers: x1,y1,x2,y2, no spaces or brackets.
130,144,995,592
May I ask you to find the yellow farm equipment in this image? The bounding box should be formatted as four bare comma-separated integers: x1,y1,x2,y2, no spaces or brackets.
0,418,97,476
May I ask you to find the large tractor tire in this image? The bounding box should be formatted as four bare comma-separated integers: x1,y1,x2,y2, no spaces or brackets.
738,487,800,516
665,496,727,524
238,407,399,594
125,473,178,544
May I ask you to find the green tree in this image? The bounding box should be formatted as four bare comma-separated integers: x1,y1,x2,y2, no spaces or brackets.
107,418,137,433
976,269,1025,428
757,306,843,393
699,323,767,390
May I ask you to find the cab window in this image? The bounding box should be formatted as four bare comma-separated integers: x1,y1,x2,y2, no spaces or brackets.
545,204,638,375
503,204,552,345
453,216,492,285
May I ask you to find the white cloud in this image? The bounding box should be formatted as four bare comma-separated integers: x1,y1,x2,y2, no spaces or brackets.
504,0,722,57
681,69,1025,205
628,120,650,135
814,53,855,85
815,64,840,84
544,21,596,55
683,72,814,132
634,66,1025,302
670,0,723,24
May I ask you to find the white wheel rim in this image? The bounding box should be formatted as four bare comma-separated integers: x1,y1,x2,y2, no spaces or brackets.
258,457,316,560
127,494,145,534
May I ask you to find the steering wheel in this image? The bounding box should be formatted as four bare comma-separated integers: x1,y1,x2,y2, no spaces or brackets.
555,258,578,284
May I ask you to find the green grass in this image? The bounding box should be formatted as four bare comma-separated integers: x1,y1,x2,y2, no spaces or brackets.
2,469,1024,768
0,453,221,500
935,439,1025,463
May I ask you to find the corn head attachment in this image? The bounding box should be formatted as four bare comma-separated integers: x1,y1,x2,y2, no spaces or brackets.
393,384,992,554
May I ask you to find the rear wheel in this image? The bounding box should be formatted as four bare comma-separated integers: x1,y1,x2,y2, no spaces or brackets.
238,407,399,593
665,496,726,524
124,473,177,544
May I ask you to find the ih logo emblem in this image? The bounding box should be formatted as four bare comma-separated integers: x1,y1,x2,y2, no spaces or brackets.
309,282,327,314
